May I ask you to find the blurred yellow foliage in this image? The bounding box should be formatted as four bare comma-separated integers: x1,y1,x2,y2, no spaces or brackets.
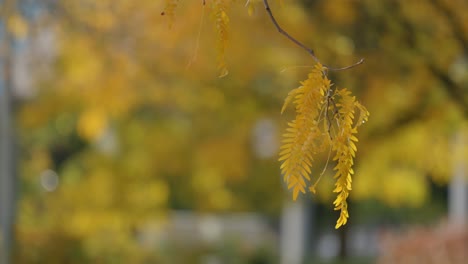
381,169,428,208
7,14,28,38
14,0,468,260
77,109,108,141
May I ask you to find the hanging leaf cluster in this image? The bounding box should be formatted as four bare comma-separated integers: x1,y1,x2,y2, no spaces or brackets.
279,63,368,228
162,0,230,77
162,0,369,228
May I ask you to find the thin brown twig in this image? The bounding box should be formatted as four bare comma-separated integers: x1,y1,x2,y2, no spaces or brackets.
262,0,364,71
262,0,319,63
328,58,364,71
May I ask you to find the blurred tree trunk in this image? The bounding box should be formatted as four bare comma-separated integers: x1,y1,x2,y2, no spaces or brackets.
0,1,17,263
0,41,16,264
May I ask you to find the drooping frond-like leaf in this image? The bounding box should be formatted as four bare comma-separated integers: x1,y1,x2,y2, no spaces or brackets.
161,0,179,28
331,88,359,229
211,0,230,77
279,63,330,200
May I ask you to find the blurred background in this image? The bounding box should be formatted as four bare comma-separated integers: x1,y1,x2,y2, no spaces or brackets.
0,0,467,263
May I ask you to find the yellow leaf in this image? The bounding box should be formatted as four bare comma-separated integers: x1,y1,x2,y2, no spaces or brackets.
292,186,300,200
309,185,317,194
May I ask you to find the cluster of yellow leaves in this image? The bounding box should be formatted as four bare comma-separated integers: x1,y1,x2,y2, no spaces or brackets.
332,89,366,228
279,64,331,200
161,0,371,228
162,0,285,77
162,0,230,77
280,63,369,228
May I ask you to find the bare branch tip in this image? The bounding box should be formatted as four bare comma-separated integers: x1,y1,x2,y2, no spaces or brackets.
327,58,365,72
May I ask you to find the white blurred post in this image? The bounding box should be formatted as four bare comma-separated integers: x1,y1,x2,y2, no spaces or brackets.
448,130,467,225
280,200,306,264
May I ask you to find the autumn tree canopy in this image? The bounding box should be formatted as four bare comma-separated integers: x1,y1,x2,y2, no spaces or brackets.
10,0,468,261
